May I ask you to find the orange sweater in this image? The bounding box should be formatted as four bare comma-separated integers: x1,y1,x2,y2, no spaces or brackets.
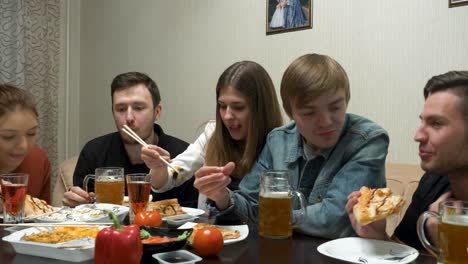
12,147,51,203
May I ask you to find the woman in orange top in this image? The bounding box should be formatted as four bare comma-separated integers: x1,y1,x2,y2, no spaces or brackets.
0,84,51,211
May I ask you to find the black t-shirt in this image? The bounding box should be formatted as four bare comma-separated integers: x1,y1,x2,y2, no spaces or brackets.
73,124,199,207
393,173,450,250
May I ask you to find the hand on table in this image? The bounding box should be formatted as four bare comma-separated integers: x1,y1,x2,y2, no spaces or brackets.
62,186,94,207
346,191,388,240
194,162,235,210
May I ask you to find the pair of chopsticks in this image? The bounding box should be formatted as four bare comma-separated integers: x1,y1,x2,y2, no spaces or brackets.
0,222,112,227
121,124,181,174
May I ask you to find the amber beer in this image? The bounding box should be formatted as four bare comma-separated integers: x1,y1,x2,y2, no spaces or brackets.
437,215,468,264
127,181,151,214
259,192,292,238
95,179,124,205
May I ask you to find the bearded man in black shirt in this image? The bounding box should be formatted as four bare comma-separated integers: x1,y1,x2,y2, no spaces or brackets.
63,72,198,207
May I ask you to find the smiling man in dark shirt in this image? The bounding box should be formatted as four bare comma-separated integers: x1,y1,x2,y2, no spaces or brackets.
63,72,198,207
347,71,468,250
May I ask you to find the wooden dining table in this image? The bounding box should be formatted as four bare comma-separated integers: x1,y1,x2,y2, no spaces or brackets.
0,224,436,264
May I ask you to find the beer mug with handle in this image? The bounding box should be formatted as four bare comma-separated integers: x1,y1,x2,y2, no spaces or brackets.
83,167,124,205
259,170,307,239
417,201,468,264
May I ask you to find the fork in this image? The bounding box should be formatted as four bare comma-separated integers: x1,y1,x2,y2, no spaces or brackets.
380,251,417,261
358,251,417,263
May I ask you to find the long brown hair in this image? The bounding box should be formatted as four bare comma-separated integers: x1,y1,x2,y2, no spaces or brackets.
205,61,283,177
0,84,38,118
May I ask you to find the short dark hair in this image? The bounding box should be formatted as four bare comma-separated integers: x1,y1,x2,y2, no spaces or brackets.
0,84,38,118
424,71,468,120
110,72,161,108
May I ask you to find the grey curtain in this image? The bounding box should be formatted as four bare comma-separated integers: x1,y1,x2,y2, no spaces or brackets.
0,0,61,187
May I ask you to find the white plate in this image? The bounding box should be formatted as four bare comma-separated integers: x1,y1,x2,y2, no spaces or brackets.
178,222,249,245
162,207,205,221
2,226,106,262
33,203,128,223
317,237,419,264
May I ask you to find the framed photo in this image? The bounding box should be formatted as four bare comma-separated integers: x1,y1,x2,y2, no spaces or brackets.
449,0,468,7
266,0,312,35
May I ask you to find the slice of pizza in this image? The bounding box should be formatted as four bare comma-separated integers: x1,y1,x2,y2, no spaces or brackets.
353,186,405,225
187,223,241,244
24,195,57,216
147,198,185,217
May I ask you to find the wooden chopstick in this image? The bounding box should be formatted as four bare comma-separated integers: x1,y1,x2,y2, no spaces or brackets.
0,222,112,227
122,125,148,147
122,125,180,173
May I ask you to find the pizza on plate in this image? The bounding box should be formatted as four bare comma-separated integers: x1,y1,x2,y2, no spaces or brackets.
353,186,405,225
24,195,57,216
146,198,185,217
187,223,241,244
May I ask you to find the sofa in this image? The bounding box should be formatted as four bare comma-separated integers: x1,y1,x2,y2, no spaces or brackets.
51,156,78,207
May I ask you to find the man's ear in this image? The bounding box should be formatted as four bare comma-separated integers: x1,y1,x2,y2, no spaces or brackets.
154,103,162,121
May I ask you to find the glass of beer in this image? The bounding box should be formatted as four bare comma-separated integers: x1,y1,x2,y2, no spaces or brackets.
126,173,151,223
258,170,306,239
417,201,468,264
83,167,124,205
1,173,29,223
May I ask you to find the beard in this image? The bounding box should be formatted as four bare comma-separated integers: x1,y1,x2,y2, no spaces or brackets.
422,158,468,177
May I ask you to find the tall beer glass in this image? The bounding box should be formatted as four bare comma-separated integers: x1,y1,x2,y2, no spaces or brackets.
417,201,468,264
126,173,151,223
258,170,306,239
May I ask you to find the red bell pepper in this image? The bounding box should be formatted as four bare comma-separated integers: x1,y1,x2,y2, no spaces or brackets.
95,212,142,264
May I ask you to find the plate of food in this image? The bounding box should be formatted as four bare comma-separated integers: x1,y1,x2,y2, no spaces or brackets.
0,195,61,221
178,222,248,245
146,199,205,221
33,203,128,223
317,237,418,264
2,225,105,262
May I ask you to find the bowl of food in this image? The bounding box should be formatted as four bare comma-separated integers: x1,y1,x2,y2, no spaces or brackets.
140,226,192,260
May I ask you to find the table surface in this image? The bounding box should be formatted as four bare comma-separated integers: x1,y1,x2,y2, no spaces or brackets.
0,225,436,264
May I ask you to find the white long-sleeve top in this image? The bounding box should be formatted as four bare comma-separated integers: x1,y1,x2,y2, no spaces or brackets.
152,121,215,193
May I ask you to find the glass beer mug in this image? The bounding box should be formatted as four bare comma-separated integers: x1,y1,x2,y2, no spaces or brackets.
417,201,468,264
258,170,306,239
83,167,124,204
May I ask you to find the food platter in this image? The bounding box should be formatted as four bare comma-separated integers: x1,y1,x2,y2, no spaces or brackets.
2,226,107,262
178,222,249,245
33,203,128,223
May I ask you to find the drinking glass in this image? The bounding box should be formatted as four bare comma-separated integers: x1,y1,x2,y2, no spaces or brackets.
417,201,468,264
83,167,124,204
126,173,151,223
258,170,306,239
1,173,29,223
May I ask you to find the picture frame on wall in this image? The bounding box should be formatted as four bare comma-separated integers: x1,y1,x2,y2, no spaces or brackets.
266,0,312,35
449,0,468,7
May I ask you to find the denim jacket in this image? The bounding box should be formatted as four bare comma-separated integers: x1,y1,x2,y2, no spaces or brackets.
217,113,389,239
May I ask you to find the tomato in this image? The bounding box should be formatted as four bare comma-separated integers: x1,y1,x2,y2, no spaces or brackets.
134,211,162,227
192,227,224,257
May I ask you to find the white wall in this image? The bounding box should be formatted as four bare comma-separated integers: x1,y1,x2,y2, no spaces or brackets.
69,0,468,164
